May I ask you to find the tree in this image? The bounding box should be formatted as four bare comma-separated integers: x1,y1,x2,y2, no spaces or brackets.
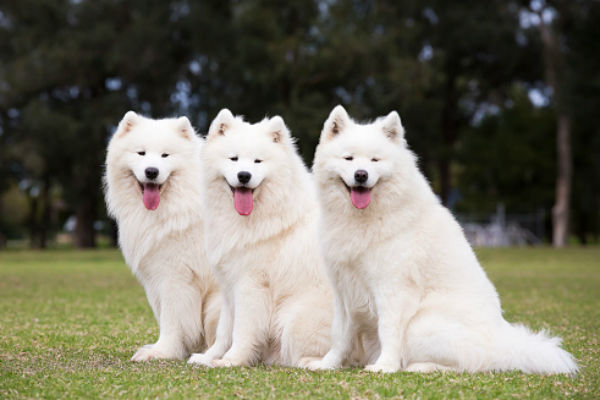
456,86,555,217
532,2,571,247
1,0,598,248
568,1,600,244
0,0,194,247
519,0,600,246
417,0,540,205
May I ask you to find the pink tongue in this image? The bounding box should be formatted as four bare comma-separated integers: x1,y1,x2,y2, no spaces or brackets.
350,188,371,209
142,183,160,210
234,188,253,216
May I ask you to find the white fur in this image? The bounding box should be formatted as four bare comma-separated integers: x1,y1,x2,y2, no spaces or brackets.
308,105,578,374
188,110,355,368
104,112,219,361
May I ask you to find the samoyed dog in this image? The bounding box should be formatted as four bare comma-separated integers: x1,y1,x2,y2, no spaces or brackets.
308,105,577,374
104,111,220,361
187,109,339,368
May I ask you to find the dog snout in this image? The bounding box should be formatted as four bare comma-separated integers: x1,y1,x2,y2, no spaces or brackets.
354,169,368,184
145,167,159,180
237,171,252,184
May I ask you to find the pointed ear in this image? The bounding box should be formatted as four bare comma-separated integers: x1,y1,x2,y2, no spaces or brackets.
116,111,139,138
321,105,350,142
176,116,194,139
267,116,289,143
207,108,235,138
380,111,405,141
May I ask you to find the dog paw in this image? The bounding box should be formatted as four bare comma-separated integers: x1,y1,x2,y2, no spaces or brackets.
306,359,337,371
405,362,450,373
365,363,400,373
187,353,214,367
297,357,322,369
211,358,235,368
131,346,167,362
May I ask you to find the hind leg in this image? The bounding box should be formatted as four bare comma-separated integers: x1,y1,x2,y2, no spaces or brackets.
279,293,332,368
404,311,488,373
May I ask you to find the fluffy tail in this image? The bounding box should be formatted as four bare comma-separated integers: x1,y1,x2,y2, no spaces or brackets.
493,322,578,374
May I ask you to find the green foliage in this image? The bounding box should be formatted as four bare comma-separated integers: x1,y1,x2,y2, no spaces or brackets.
0,0,599,246
456,86,556,213
0,248,598,398
0,1,196,246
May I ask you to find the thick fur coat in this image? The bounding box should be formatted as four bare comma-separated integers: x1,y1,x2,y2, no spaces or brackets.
308,105,578,374
188,110,339,367
104,112,219,361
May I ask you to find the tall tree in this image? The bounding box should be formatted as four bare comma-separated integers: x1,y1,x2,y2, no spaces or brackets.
390,0,536,204
0,0,193,247
534,2,571,247
568,1,600,244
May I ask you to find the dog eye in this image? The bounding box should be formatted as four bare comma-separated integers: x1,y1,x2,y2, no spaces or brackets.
254,159,262,164
371,157,379,162
229,156,238,162
161,153,169,158
344,156,353,161
137,151,145,156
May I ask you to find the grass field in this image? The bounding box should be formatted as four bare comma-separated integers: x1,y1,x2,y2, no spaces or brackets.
0,248,598,399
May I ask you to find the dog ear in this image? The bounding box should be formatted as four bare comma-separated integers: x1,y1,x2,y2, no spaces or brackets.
380,111,405,142
116,111,139,138
207,108,235,138
176,116,194,139
267,116,289,144
321,105,349,142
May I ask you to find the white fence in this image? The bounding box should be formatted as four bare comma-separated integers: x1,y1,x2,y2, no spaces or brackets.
456,204,545,247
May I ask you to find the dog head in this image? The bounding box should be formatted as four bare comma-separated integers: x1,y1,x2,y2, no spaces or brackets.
106,111,198,211
202,109,296,216
313,105,409,210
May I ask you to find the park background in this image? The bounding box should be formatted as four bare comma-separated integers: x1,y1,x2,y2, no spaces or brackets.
0,1,599,398
0,0,599,249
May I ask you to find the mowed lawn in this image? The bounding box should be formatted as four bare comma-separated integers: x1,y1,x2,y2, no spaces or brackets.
0,248,598,399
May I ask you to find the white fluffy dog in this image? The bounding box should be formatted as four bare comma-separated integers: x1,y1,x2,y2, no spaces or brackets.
187,109,335,368
308,105,578,374
104,112,220,361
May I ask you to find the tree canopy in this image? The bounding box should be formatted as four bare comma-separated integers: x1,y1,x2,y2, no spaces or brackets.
0,0,598,247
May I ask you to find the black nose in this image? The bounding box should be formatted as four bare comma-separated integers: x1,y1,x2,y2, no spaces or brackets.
354,169,368,184
238,171,251,184
145,167,159,180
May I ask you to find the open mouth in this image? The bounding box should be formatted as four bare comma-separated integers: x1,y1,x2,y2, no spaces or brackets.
341,179,371,209
137,181,164,211
228,184,254,216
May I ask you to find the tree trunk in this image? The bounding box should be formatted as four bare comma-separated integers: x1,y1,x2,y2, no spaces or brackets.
28,195,39,249
109,219,119,247
39,175,51,249
539,11,572,247
0,197,6,249
552,114,571,247
439,74,458,206
539,13,571,248
74,199,96,248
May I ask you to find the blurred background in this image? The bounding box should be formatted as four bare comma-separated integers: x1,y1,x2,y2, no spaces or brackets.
0,0,598,250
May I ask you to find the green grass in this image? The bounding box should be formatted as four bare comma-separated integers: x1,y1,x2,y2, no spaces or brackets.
0,247,598,399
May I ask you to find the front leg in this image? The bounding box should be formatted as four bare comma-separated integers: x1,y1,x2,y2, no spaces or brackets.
132,281,201,361
188,292,233,366
307,290,355,370
365,288,419,373
212,282,270,367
